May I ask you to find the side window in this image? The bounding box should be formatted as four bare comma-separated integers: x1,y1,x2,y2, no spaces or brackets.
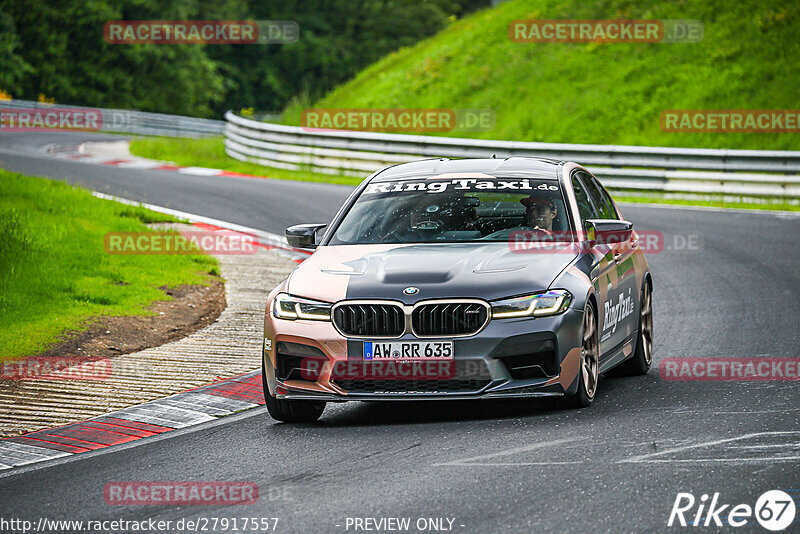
580,172,615,219
571,173,598,227
593,176,619,219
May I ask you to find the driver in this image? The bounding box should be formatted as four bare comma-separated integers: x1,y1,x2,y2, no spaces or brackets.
520,196,557,235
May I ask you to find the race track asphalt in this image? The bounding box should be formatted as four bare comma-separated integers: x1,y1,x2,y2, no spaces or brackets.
1,132,798,533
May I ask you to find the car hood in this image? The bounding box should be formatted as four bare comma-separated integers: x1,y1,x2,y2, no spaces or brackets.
287,243,578,303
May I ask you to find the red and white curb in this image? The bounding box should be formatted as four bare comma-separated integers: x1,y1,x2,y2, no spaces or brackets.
93,191,312,263
49,141,271,180
0,371,264,472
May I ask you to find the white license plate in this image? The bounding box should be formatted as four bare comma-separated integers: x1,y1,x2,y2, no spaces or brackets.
364,341,453,361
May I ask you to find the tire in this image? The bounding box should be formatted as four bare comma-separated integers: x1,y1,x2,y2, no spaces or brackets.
560,302,599,409
606,282,653,377
262,360,325,423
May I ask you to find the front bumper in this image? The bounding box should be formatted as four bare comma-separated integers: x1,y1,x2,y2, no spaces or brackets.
263,307,584,401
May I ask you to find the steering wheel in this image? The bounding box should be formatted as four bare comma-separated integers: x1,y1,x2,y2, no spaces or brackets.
410,220,443,232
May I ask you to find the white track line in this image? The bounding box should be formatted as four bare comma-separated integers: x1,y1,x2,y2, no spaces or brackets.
619,431,800,464
434,438,577,466
440,461,582,466
623,457,800,464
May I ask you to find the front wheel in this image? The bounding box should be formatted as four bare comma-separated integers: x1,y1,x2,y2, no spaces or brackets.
560,303,599,409
262,360,325,423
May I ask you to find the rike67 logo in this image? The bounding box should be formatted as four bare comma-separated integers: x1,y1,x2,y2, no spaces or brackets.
668,490,796,531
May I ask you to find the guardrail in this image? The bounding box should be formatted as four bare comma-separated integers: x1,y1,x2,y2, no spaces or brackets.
224,111,800,199
1,99,223,138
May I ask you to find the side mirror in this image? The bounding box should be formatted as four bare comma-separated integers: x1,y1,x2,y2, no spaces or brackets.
286,223,327,249
585,219,633,245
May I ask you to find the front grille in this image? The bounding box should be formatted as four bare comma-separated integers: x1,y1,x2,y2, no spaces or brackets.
333,303,405,337
412,302,488,336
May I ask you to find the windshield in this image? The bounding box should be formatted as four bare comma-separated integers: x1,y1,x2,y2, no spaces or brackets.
329,177,572,244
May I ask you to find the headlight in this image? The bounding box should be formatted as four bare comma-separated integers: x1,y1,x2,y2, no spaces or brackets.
491,290,572,318
272,293,332,321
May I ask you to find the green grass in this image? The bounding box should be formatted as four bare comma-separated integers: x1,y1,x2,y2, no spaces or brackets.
129,137,363,186
283,0,800,150
0,170,220,360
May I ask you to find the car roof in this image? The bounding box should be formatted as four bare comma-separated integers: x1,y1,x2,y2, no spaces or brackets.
370,157,563,182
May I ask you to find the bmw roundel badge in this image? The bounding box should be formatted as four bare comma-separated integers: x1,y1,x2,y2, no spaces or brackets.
403,287,419,295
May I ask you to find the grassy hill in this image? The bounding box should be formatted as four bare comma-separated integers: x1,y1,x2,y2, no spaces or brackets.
284,0,799,150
